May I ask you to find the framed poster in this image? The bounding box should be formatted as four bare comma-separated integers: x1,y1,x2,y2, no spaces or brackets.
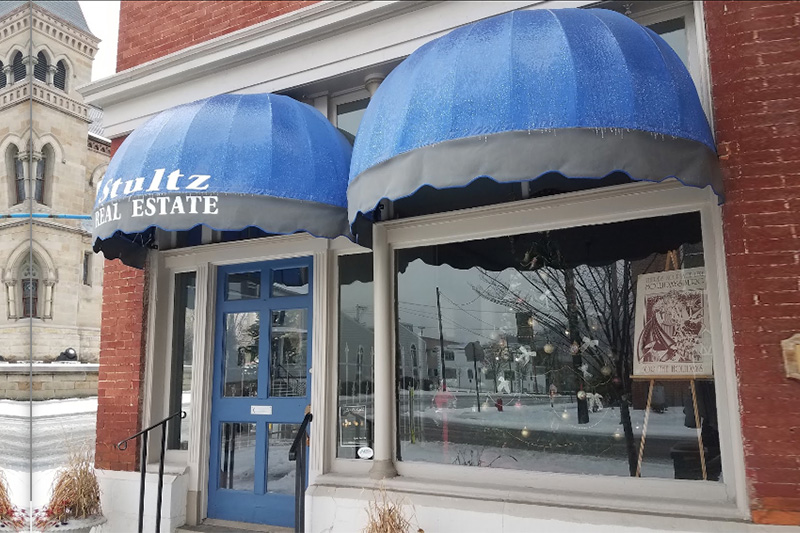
339,405,368,447
634,267,713,378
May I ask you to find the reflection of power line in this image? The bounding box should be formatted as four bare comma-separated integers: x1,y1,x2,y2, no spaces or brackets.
438,292,505,331
397,306,494,342
399,300,518,314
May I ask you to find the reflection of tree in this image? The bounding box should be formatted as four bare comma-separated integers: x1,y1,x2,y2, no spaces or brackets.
472,251,650,476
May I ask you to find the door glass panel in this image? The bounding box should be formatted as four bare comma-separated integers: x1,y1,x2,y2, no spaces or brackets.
270,309,307,397
223,312,259,397
272,267,309,297
227,271,261,300
267,423,300,495
219,422,257,491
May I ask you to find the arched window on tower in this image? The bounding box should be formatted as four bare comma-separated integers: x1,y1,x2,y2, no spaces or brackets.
5,144,24,205
54,60,66,91
34,51,48,82
12,52,25,84
20,260,40,318
35,144,53,204
0,61,6,88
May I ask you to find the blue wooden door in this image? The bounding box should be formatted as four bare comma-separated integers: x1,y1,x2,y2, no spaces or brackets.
208,258,312,527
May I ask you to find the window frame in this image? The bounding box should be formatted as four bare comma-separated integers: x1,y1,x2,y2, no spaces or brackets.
323,181,747,520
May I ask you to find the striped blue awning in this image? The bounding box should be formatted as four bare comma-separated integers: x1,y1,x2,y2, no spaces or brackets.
348,8,723,232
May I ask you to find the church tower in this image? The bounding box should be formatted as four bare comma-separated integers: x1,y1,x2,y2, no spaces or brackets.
0,1,109,365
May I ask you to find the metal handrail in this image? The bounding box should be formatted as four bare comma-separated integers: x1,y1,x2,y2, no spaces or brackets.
117,410,186,533
289,412,312,533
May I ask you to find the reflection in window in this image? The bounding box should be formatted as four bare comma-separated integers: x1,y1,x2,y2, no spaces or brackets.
271,267,309,297
337,254,374,458
269,309,308,397
226,271,260,300
395,212,722,482
267,423,300,494
336,98,369,139
219,422,257,490
223,312,260,397
649,17,688,67
168,272,196,450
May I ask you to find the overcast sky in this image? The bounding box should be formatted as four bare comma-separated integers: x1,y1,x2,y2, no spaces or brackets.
78,1,120,81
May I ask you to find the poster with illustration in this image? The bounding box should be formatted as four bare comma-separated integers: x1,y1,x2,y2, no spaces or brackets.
634,267,713,377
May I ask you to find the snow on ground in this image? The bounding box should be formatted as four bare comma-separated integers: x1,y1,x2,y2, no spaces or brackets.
402,440,676,479
414,401,698,439
0,397,98,510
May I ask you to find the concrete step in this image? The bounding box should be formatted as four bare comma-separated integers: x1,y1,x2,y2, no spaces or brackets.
176,518,293,533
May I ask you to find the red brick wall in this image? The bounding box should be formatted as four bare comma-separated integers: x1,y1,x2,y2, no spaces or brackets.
705,1,800,526
95,136,148,471
117,1,317,71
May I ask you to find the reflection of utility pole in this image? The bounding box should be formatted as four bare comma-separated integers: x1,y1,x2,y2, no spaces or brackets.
436,287,447,391
565,268,590,424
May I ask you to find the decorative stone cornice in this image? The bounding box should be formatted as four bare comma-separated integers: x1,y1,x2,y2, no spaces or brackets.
31,79,90,121
31,5,100,59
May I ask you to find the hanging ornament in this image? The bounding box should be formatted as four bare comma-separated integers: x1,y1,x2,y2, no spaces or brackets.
521,426,530,438
580,363,592,379
580,336,599,352
601,365,613,377
544,343,555,354
577,390,587,400
570,341,580,356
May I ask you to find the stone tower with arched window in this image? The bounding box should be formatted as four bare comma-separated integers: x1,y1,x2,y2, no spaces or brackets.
0,2,109,362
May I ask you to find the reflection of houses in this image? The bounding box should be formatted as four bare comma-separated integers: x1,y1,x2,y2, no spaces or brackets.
398,323,427,389
338,313,374,397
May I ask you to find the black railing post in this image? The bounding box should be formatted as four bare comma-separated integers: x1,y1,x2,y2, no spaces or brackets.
138,432,148,533
289,412,312,533
156,424,167,533
117,411,185,533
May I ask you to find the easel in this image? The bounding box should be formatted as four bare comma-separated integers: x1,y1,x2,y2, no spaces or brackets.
633,250,711,480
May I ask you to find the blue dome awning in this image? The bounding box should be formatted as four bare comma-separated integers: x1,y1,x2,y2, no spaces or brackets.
348,8,723,230
93,93,352,267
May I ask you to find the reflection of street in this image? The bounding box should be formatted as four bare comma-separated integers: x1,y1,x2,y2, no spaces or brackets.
398,390,699,479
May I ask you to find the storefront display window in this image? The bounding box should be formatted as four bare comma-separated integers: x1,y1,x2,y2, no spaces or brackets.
337,253,375,458
395,212,722,481
168,271,196,450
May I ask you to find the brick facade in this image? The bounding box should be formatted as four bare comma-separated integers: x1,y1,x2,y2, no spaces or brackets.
705,0,800,526
95,139,149,470
95,0,800,524
116,0,317,71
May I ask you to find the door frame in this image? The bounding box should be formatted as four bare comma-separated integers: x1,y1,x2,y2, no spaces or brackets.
146,233,343,525
207,256,314,525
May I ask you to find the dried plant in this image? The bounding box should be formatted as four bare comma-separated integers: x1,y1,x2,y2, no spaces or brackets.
34,447,101,529
362,486,423,533
0,470,26,531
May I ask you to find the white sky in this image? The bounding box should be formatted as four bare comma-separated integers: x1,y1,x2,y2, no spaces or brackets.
78,1,120,81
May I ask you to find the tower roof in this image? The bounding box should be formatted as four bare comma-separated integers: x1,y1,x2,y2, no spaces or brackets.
0,1,94,36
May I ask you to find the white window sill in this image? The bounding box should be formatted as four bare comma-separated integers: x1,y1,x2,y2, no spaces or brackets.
311,469,746,523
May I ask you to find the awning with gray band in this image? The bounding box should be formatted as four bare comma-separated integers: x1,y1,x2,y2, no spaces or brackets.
92,93,352,268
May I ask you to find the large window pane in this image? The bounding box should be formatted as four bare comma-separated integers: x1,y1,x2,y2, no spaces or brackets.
336,254,374,458
168,272,196,450
219,422,257,490
269,309,308,397
223,312,260,397
336,99,368,138
395,212,722,481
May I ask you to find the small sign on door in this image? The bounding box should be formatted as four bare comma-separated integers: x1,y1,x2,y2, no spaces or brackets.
251,405,273,415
